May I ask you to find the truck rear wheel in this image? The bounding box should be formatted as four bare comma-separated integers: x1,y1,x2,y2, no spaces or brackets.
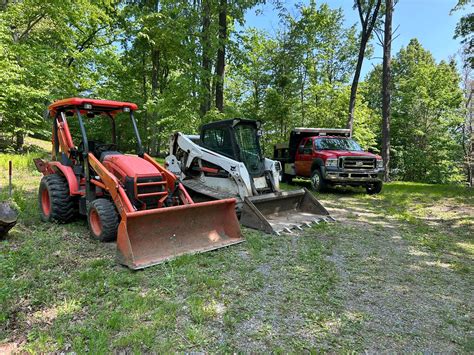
282,173,293,184
39,174,75,223
366,181,383,195
88,199,119,242
310,169,326,192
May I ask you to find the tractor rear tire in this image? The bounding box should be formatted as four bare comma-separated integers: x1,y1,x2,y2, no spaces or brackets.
88,199,119,242
39,174,75,223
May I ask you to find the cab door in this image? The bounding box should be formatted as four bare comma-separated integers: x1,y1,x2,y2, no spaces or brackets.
294,137,313,177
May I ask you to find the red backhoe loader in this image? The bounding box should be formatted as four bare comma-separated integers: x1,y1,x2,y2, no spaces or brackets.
34,98,243,269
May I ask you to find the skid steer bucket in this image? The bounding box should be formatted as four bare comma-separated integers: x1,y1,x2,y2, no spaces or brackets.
240,188,333,235
116,198,243,269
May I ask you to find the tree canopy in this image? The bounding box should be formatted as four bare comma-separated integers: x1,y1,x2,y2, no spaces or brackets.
0,0,470,183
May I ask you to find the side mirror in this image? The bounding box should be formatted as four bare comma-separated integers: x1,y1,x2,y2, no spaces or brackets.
298,145,304,154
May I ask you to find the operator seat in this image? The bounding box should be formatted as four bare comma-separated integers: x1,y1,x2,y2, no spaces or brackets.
78,140,123,162
99,150,122,162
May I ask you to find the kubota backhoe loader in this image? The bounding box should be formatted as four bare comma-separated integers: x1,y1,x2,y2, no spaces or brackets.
34,98,243,269
165,119,332,235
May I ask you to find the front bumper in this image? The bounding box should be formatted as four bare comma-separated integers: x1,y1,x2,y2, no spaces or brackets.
322,166,384,184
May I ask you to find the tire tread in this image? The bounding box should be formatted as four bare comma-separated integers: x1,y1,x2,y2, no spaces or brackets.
88,198,118,242
39,174,75,223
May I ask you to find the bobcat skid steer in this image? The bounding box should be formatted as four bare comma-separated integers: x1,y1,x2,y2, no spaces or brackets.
166,119,332,235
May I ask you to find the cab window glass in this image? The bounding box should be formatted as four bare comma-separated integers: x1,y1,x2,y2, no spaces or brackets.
303,138,313,154
202,128,233,156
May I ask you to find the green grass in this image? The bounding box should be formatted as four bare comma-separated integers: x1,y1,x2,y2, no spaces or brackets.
1,152,473,352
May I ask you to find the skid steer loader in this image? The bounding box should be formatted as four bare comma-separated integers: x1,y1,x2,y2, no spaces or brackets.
165,119,332,235
34,98,243,269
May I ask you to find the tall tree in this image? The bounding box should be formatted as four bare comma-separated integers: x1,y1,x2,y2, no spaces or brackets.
451,0,473,68
200,0,212,117
381,0,393,181
459,46,473,185
215,0,227,112
347,0,382,132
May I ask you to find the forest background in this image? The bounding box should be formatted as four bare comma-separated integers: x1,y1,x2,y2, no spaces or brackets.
0,0,472,184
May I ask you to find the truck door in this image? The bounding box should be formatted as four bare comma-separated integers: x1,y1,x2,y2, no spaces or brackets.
294,138,313,177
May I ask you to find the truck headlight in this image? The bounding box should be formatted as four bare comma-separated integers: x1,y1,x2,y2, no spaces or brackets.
377,159,383,169
325,158,338,167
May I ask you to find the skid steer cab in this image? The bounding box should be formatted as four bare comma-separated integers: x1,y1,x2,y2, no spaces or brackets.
34,98,243,269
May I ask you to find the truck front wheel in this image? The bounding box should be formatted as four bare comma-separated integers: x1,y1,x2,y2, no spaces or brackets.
366,181,383,195
310,169,326,192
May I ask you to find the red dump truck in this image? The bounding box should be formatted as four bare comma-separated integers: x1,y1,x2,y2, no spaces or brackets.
273,128,384,194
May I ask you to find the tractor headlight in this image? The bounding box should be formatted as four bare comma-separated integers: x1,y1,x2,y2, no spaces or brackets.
325,158,338,167
377,159,383,169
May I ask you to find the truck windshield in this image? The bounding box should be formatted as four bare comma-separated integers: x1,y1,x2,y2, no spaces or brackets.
234,124,264,176
315,138,363,151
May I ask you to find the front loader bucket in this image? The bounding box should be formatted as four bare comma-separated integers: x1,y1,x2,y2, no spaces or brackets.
240,188,333,235
116,198,243,269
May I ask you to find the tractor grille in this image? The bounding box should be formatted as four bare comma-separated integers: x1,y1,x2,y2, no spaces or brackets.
136,176,164,194
136,176,166,210
340,157,375,170
125,175,167,210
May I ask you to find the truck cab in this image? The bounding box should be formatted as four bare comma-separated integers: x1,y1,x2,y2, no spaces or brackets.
274,128,384,194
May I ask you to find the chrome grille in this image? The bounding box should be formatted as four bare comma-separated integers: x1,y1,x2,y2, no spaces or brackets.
340,157,375,170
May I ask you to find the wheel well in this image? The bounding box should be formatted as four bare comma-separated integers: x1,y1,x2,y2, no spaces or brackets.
311,159,324,173
48,163,78,194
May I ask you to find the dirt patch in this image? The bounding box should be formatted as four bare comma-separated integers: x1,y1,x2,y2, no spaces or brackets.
318,193,473,352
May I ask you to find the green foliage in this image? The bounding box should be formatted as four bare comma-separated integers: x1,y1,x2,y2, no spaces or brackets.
0,1,469,183
366,39,465,183
451,0,473,67
0,0,121,150
228,2,362,150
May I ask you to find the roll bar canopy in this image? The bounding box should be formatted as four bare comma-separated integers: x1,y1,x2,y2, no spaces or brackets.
48,98,138,117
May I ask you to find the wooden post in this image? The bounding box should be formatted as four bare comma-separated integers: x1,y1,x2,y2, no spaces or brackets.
8,160,12,198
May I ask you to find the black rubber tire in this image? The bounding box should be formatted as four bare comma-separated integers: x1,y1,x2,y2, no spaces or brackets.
39,174,75,223
87,199,119,242
282,173,293,184
310,169,326,192
366,181,383,195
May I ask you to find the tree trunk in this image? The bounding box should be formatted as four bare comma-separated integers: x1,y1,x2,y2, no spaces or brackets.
15,129,23,151
300,68,307,126
150,48,160,155
215,0,227,112
200,0,212,117
347,0,382,131
382,0,393,181
253,82,260,117
347,35,368,132
142,52,150,153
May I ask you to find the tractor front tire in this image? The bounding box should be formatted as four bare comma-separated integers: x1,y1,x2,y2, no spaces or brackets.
39,174,75,223
366,181,383,195
88,199,119,242
310,169,326,192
